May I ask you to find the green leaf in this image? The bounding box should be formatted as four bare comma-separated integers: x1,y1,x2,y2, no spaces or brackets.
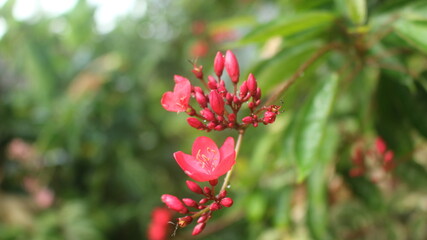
345,176,383,210
395,161,427,190
394,19,427,54
343,0,367,25
240,12,336,44
294,73,339,180
307,164,331,240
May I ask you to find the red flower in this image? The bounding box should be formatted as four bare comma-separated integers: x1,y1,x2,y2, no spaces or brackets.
174,136,236,182
161,75,191,112
147,208,172,240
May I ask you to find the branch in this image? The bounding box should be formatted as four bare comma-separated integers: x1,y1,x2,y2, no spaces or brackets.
264,42,341,106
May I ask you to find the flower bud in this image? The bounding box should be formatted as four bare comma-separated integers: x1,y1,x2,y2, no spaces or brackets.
209,202,221,211
192,65,203,79
384,150,394,162
200,108,215,121
228,113,236,122
218,190,227,199
220,197,233,207
161,194,188,214
214,125,225,131
197,215,208,223
225,50,240,84
187,117,205,130
255,87,262,100
209,90,225,115
263,111,276,124
242,116,253,124
217,80,226,95
253,122,259,127
226,93,233,104
247,73,257,95
239,81,248,98
248,102,255,109
178,216,193,227
195,91,207,108
207,121,216,129
214,52,225,77
376,137,387,154
208,75,217,89
199,198,208,205
186,180,203,194
182,198,198,207
203,186,212,196
209,179,218,186
192,223,206,236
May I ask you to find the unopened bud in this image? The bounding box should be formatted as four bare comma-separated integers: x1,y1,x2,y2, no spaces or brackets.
186,180,203,194
199,198,208,205
195,91,207,108
178,216,193,227
376,137,387,154
214,125,225,131
255,87,261,100
226,93,233,104
209,90,225,115
219,190,227,199
161,194,188,214
197,215,208,223
210,202,221,211
220,197,233,207
209,179,218,186
207,121,216,129
253,122,259,127
228,113,236,122
248,102,255,109
225,50,240,84
208,75,217,89
201,108,215,121
384,150,394,162
192,223,206,236
187,117,205,130
240,81,248,98
247,73,257,95
263,111,276,124
182,198,198,207
242,116,253,124
192,65,203,79
214,52,225,77
203,186,212,196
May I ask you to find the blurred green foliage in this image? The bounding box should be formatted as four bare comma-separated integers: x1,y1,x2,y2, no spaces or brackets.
1,0,427,239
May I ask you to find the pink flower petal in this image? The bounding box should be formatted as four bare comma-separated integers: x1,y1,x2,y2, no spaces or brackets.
161,92,180,112
173,75,191,105
191,136,220,172
213,137,235,177
174,151,212,182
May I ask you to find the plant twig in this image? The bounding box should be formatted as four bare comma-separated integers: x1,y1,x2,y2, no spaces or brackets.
264,42,341,106
220,129,245,193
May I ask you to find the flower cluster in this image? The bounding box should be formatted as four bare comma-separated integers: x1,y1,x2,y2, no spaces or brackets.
161,50,281,132
162,180,233,236
161,137,235,236
350,137,395,181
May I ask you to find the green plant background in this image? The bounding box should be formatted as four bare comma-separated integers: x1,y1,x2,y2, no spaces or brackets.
1,0,427,239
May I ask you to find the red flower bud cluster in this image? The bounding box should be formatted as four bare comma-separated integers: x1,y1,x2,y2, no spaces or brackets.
161,180,233,236
161,50,281,131
349,137,396,182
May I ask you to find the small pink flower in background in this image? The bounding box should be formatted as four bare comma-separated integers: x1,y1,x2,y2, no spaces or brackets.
34,188,54,209
161,75,192,112
148,208,172,240
7,138,36,162
174,136,236,182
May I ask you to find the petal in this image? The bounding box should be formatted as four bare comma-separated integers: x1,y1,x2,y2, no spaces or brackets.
161,92,187,112
191,136,220,172
214,137,236,177
173,75,191,105
174,151,212,182
219,137,235,161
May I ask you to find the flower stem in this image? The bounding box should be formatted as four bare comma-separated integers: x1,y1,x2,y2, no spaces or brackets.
219,129,245,193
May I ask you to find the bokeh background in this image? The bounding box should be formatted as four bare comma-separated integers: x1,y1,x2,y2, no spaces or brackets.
1,0,427,239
